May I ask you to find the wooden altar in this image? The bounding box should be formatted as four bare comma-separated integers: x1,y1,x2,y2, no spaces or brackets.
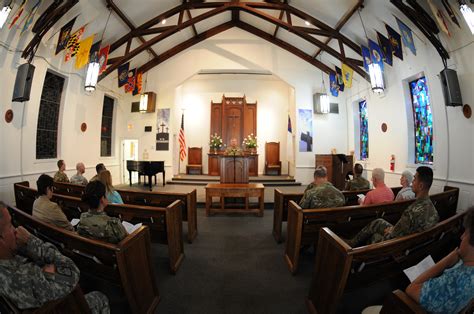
208,152,258,176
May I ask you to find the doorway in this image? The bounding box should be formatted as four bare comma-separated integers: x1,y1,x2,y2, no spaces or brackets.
121,139,139,184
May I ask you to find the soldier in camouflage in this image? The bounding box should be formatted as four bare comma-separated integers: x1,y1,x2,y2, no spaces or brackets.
53,159,70,183
344,163,371,191
347,166,439,247
77,181,128,244
299,166,345,209
0,201,109,313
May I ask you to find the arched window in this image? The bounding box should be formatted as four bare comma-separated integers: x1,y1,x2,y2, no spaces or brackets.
359,99,369,160
100,95,115,157
409,76,433,164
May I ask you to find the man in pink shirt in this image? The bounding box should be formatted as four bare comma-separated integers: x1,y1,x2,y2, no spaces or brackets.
359,168,394,205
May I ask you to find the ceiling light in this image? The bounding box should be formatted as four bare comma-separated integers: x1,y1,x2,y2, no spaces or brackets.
139,93,149,113
319,94,330,113
459,1,474,34
0,1,12,29
85,60,100,92
369,63,385,94
161,19,166,25
305,21,311,26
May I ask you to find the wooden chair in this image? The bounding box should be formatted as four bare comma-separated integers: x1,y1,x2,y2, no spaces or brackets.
265,142,281,175
186,147,203,175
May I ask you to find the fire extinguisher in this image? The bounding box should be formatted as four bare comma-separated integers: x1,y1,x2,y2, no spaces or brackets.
390,155,395,172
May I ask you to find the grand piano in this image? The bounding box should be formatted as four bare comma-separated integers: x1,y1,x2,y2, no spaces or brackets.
126,160,165,191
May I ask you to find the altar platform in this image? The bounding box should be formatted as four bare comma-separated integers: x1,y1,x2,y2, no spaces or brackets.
166,174,301,187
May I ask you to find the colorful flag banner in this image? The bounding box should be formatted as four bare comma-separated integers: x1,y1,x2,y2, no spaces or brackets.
117,62,129,87
179,113,187,161
98,45,110,74
335,66,344,92
369,39,384,71
329,72,339,97
74,34,94,70
441,0,460,28
385,24,403,60
56,17,76,55
9,0,28,29
133,72,143,96
124,68,136,93
396,17,416,56
20,0,41,36
361,45,372,72
377,31,393,66
64,26,85,62
341,64,353,88
427,0,450,37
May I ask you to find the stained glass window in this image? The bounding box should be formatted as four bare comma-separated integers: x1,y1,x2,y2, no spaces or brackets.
36,72,64,159
100,96,114,157
409,76,433,164
359,99,369,160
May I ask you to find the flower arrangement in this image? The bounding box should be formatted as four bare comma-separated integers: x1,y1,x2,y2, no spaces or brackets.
209,133,223,149
242,133,258,149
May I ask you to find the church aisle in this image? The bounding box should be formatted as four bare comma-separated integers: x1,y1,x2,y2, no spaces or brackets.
150,207,314,314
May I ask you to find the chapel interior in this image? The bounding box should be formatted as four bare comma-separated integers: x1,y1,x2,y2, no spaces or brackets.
0,0,473,313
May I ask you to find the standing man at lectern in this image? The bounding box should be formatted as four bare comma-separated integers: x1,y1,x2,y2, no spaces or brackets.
225,138,243,156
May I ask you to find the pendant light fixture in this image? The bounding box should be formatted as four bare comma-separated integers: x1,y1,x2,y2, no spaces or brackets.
459,0,474,34
318,56,330,114
85,8,112,92
0,1,13,29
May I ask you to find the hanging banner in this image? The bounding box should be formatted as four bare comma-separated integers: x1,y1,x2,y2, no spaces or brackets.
56,17,76,54
385,24,403,60
377,31,393,66
368,39,384,72
361,45,372,72
124,68,136,93
396,17,416,56
298,109,313,152
74,34,94,70
117,62,129,87
329,72,339,97
156,109,170,151
98,45,110,74
335,66,345,92
341,64,353,88
64,26,85,62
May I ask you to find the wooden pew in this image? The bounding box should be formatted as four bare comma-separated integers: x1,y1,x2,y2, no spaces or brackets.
6,205,160,314
53,181,198,243
14,182,185,274
285,186,459,274
272,186,402,243
306,213,465,314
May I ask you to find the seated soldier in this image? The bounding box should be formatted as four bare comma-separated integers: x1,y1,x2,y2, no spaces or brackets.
395,170,416,201
70,162,88,186
299,166,345,209
345,163,371,191
90,163,106,182
0,201,109,313
98,170,123,204
359,168,394,205
225,138,243,156
406,206,474,313
53,159,69,183
77,181,127,244
33,174,73,231
348,166,439,247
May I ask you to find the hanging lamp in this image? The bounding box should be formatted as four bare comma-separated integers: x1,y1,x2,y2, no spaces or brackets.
0,1,12,29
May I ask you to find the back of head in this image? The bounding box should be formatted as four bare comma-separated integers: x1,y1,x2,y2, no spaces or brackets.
372,168,385,183
416,166,433,191
354,163,364,176
95,163,105,174
57,159,64,169
98,170,113,192
401,170,414,185
82,181,106,209
76,162,84,172
37,174,54,195
314,166,327,179
463,207,474,246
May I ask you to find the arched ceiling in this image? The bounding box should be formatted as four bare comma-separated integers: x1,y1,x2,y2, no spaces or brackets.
97,0,370,82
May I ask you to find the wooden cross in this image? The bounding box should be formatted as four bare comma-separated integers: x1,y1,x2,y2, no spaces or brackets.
160,122,166,133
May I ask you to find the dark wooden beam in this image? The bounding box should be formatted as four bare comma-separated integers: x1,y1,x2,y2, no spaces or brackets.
105,0,159,59
138,21,235,74
186,9,199,36
134,26,175,36
235,21,335,75
313,0,364,58
273,10,285,37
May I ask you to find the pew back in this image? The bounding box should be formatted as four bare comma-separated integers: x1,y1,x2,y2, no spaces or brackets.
7,205,160,314
307,213,464,314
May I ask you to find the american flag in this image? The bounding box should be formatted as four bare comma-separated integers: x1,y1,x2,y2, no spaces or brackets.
179,113,186,161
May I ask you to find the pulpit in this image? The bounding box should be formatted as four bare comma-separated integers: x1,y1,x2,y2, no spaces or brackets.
219,156,249,183
315,154,353,190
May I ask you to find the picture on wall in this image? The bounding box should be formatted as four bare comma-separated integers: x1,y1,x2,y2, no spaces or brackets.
156,109,170,151
298,109,313,152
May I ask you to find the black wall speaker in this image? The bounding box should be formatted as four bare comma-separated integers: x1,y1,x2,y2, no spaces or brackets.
12,63,35,102
439,68,463,107
144,126,152,132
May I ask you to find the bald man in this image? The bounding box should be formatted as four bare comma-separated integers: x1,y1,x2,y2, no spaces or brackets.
70,162,88,186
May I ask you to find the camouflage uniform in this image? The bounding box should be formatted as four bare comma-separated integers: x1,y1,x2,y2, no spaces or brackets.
53,171,69,183
344,176,371,191
348,196,439,246
299,182,345,209
77,210,128,244
70,173,88,185
0,234,109,313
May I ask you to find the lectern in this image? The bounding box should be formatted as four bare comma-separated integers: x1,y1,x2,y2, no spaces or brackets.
315,154,353,190
219,156,249,183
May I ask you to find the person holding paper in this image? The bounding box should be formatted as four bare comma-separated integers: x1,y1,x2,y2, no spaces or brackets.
77,181,128,244
347,166,438,247
406,207,474,313
359,168,394,205
32,174,74,231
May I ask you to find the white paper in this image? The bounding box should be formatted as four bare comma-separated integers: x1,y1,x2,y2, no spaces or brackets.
403,255,435,282
70,218,80,227
122,221,142,234
357,194,365,203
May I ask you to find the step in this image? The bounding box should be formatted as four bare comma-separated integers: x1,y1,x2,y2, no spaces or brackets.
166,180,301,187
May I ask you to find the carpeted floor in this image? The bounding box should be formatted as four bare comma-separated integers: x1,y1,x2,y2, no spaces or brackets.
150,207,315,314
